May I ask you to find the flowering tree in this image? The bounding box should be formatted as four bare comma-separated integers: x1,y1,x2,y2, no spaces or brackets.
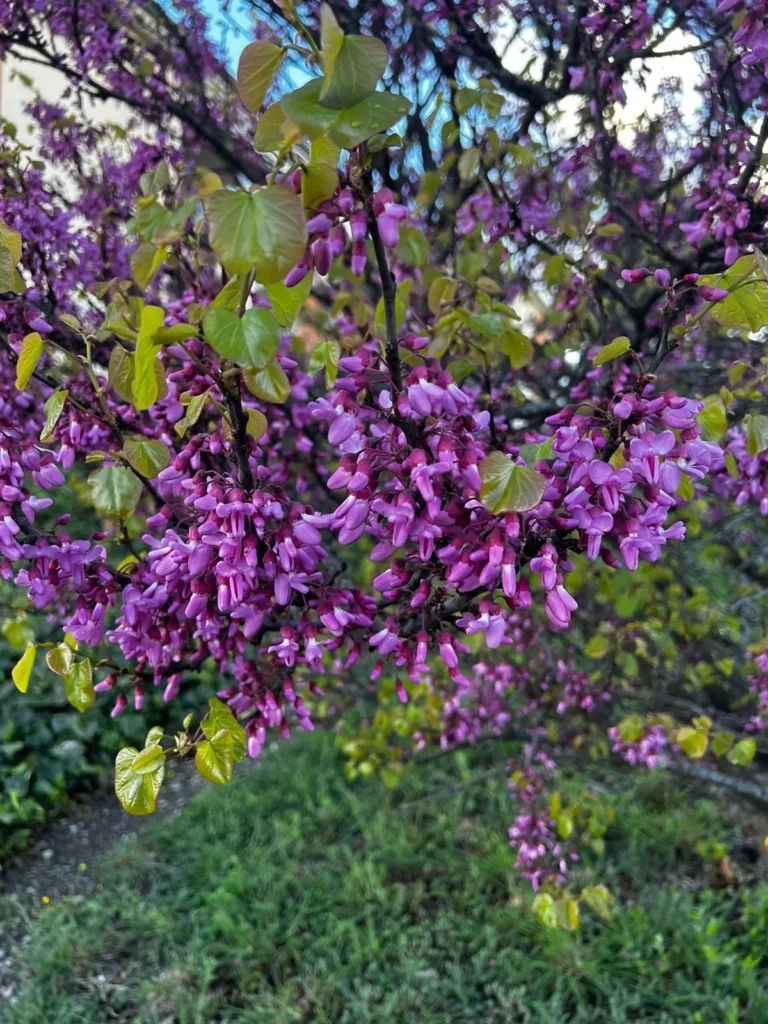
2,0,768,925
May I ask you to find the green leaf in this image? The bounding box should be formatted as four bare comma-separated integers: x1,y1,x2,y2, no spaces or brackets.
40,389,68,443
89,465,143,519
58,313,83,334
727,737,756,766
244,360,291,404
319,4,387,109
108,345,135,402
0,218,22,263
203,306,281,369
395,228,430,267
246,408,268,440
746,413,768,456
308,340,341,389
584,634,610,659
205,187,307,285
254,99,296,153
145,725,164,747
211,276,243,312
115,746,165,815
499,329,534,369
697,394,727,442
46,642,74,677
133,304,165,411
555,896,580,932
327,93,411,149
63,659,94,713
195,729,234,785
237,41,284,113
15,331,44,391
478,453,546,513
532,892,558,928
12,645,35,693
154,323,199,345
700,255,768,331
676,726,708,759
0,240,16,292
302,138,339,210
617,714,644,742
458,310,503,337
581,885,615,921
130,242,167,289
281,80,340,140
174,389,210,437
201,697,246,763
266,274,312,330
122,436,171,477
593,335,630,366
131,745,166,775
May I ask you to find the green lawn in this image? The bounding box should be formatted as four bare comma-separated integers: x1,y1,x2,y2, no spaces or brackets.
2,733,767,1024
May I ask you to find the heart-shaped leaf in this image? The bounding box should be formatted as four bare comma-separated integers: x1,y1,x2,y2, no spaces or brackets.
115,746,165,815
478,453,546,513
15,332,44,391
122,436,171,477
89,465,143,519
203,306,281,369
195,729,234,785
244,360,291,403
237,41,284,113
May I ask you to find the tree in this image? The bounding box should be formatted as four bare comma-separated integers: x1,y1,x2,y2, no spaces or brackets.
1,0,768,924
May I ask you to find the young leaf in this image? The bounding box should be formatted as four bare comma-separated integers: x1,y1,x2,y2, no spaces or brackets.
205,187,307,285
46,642,75,677
201,697,246,762
40,389,68,443
203,306,281,369
133,304,165,411
63,659,95,713
237,41,284,113
281,80,340,139
700,255,768,331
0,218,22,263
174,389,210,437
15,331,44,391
697,394,727,442
244,360,291,403
478,453,546,513
253,99,297,153
746,413,768,456
89,465,143,519
727,737,756,766
499,329,534,369
130,242,167,289
327,93,411,149
195,729,234,785
266,274,312,330
131,745,166,775
676,726,708,759
246,408,268,440
12,645,36,693
308,340,341,389
122,436,171,477
302,137,340,209
0,239,16,292
592,336,630,366
319,4,388,109
395,228,430,267
115,746,165,815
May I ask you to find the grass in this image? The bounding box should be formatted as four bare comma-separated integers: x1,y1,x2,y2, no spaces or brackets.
2,733,768,1024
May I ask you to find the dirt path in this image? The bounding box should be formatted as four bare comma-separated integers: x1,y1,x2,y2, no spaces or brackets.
0,761,207,1004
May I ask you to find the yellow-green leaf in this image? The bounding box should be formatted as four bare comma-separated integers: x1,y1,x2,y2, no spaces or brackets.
592,336,630,367
133,304,165,411
131,242,168,290
201,697,246,762
115,746,165,815
131,744,166,775
244,360,291,404
727,737,756,766
63,659,94,713
40,389,68,443
237,41,284,113
12,645,36,693
700,255,768,331
478,453,546,513
319,6,387,109
89,465,143,519
266,274,312,330
174,389,210,436
499,329,534,369
203,306,281,370
15,331,44,391
308,340,341,389
246,408,268,440
122,436,171,477
676,726,708,759
697,395,727,442
195,729,234,784
746,413,768,456
205,186,307,285
46,642,74,677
